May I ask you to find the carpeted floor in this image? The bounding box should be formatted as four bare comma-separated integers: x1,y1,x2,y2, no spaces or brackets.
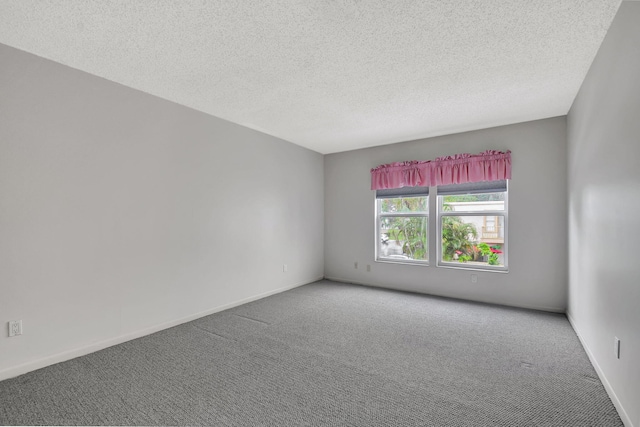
0,280,623,426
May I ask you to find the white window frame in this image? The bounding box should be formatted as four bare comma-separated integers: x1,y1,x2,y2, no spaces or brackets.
374,181,509,272
375,188,429,265
436,182,508,272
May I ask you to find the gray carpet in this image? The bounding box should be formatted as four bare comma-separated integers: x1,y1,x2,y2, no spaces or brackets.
0,280,623,426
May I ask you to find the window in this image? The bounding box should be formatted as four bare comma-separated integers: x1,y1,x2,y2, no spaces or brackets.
376,187,428,263
374,180,508,271
437,180,508,270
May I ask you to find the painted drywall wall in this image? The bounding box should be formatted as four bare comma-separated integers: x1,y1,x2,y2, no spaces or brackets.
325,117,567,312
567,2,640,426
0,44,324,379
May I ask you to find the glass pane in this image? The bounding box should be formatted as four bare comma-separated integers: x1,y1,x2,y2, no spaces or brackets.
379,216,428,261
380,196,427,213
441,215,505,266
441,192,505,212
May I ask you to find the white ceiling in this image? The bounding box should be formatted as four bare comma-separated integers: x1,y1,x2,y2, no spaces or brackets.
0,1,622,154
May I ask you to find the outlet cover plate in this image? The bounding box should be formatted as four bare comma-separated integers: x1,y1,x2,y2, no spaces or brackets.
9,320,22,337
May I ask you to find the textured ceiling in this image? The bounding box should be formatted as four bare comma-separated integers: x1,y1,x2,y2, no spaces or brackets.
0,1,622,154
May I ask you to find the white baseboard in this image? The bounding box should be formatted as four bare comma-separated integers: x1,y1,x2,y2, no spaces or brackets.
567,312,633,427
323,276,565,313
0,278,321,382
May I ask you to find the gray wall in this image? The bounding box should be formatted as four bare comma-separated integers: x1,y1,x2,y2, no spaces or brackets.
567,2,640,425
325,117,568,312
0,44,324,379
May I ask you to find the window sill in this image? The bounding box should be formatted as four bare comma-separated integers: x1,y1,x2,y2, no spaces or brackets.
375,258,430,267
437,262,508,273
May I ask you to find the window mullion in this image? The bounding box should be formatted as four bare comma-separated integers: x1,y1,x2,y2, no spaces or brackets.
429,186,437,265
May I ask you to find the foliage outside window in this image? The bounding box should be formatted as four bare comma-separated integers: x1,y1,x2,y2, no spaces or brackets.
376,196,428,263
375,182,508,271
438,190,507,270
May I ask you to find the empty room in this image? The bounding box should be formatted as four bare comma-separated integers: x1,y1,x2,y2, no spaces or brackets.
1,1,639,426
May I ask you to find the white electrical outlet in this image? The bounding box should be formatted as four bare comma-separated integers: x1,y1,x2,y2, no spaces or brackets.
471,274,478,283
283,264,288,272
614,337,621,359
9,320,22,337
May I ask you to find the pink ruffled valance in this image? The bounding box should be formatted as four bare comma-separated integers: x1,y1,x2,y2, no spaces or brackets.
371,150,511,190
